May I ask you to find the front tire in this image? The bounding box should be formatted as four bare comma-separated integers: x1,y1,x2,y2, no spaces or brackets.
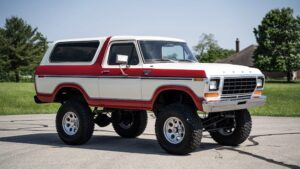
56,98,94,145
112,110,148,138
155,104,202,155
209,109,252,146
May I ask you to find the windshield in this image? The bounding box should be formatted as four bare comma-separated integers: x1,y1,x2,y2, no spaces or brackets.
139,41,198,63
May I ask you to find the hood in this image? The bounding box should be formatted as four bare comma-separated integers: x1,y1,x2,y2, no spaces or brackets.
144,62,263,77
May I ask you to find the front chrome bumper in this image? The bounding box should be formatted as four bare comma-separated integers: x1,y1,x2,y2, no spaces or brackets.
202,95,266,113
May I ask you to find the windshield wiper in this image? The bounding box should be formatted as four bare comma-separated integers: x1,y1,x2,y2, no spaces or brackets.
178,59,196,63
152,59,177,63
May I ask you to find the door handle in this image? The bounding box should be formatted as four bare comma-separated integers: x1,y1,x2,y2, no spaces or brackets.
143,70,151,76
101,70,110,74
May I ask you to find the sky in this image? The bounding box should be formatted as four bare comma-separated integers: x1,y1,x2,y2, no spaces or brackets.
0,0,299,50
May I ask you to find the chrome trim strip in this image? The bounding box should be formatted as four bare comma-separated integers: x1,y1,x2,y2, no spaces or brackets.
38,75,193,80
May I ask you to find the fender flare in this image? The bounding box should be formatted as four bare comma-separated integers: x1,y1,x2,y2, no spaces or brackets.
150,85,204,111
37,83,90,103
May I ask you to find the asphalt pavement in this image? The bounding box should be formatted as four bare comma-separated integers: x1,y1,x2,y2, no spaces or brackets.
0,114,300,169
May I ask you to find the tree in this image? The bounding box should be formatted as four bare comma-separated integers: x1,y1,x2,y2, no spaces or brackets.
0,16,47,82
194,33,235,63
200,46,235,63
254,8,300,82
194,33,218,59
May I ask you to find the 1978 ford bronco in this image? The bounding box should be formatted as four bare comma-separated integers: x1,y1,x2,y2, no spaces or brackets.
34,36,266,155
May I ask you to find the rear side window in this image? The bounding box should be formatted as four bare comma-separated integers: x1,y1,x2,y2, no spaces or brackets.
50,41,99,62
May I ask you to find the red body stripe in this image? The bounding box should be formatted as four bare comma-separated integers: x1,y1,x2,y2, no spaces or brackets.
36,67,206,78
35,65,100,76
145,69,205,78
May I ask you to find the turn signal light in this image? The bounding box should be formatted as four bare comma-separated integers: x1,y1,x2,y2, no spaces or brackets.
204,92,219,98
254,90,262,95
194,78,204,81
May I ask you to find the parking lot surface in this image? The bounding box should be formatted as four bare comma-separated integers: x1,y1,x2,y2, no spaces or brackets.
0,114,300,169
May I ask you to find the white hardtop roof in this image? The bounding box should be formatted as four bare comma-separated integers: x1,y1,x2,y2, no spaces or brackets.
54,35,186,43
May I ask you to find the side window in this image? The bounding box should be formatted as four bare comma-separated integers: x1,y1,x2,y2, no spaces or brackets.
50,41,99,62
108,43,139,65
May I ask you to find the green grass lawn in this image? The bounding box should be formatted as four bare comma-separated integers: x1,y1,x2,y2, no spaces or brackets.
0,82,300,116
0,82,59,115
250,81,300,116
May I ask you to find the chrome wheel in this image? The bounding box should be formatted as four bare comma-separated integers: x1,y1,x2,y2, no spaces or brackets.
118,112,134,129
163,117,185,144
218,127,235,136
62,111,79,136
218,118,236,136
112,110,148,138
119,121,133,129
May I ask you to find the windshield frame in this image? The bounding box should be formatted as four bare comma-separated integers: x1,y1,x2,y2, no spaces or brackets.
137,40,198,64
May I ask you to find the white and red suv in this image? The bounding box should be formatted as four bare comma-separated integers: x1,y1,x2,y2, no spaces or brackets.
34,36,266,154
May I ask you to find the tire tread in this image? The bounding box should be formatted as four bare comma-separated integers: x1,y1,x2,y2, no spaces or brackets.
112,110,148,138
210,109,252,146
155,104,202,155
56,98,94,145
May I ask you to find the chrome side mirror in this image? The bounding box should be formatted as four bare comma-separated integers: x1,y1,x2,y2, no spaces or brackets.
116,54,128,76
116,54,128,65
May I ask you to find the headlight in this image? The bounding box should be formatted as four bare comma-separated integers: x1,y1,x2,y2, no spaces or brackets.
257,77,264,88
209,79,220,91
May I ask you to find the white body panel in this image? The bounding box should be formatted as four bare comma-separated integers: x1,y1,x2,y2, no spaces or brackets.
141,79,205,100
98,77,141,100
36,76,99,98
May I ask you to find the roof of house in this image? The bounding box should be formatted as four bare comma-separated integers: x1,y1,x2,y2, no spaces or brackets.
216,45,257,67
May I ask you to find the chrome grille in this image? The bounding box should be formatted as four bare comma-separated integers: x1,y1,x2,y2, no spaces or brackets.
222,78,256,95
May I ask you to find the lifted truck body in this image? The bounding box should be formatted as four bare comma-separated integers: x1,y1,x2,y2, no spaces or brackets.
34,36,266,154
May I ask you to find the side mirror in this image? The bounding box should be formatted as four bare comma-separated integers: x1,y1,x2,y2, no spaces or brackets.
116,54,128,65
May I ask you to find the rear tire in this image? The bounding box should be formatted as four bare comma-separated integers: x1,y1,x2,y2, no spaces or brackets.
56,98,94,145
209,109,252,146
155,104,202,155
112,110,148,138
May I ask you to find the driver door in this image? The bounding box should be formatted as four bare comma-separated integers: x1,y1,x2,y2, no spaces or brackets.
99,41,142,100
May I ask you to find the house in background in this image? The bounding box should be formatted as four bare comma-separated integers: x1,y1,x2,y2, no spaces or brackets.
216,38,300,80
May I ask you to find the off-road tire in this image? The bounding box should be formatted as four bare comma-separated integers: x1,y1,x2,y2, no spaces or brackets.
56,98,94,145
209,109,252,146
112,110,148,138
155,104,203,155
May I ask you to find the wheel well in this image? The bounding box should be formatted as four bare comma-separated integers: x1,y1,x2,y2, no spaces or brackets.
153,90,196,113
54,87,85,103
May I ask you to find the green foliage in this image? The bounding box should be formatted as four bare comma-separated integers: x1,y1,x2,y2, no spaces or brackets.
194,33,218,57
0,16,47,82
200,46,235,63
194,33,235,63
254,8,300,81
